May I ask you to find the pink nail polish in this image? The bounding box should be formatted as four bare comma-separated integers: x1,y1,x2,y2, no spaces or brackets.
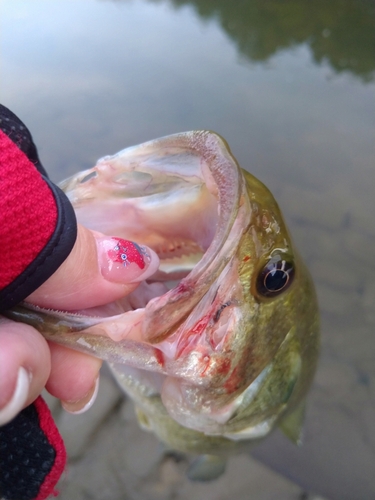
97,237,159,283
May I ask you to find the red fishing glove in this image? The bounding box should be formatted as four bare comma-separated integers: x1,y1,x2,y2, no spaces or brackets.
0,104,76,499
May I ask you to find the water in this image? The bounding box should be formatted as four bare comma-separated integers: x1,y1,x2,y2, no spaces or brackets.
1,1,375,499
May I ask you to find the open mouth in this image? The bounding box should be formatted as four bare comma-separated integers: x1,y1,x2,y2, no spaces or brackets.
58,132,249,350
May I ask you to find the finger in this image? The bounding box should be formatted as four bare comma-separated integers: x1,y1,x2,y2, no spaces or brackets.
27,223,159,310
0,318,50,425
45,342,102,413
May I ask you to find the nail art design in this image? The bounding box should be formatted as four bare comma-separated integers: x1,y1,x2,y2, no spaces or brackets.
97,236,159,283
108,238,150,269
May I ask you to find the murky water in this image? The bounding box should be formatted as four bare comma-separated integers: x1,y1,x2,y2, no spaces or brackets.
1,1,375,499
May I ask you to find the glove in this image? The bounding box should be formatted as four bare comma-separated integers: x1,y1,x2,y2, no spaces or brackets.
0,105,158,499
0,104,74,500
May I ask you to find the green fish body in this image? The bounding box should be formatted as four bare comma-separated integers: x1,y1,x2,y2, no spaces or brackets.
6,131,319,473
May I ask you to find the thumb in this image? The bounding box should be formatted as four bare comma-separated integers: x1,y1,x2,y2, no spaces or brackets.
27,224,159,311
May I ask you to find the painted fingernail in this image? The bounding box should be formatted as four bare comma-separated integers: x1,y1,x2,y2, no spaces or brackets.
0,367,30,426
61,376,99,415
97,237,159,284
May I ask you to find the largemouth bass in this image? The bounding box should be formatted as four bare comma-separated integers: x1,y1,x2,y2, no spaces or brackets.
7,131,319,477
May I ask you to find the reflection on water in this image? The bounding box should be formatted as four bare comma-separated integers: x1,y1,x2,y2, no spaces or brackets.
1,0,375,499
157,0,375,81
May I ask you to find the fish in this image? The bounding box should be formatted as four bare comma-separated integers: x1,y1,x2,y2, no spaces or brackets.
6,131,319,479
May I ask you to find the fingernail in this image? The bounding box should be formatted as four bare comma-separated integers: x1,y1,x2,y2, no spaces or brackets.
0,367,30,426
97,237,159,284
61,376,99,415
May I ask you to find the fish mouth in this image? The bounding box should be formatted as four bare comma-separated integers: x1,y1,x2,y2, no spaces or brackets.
60,131,251,346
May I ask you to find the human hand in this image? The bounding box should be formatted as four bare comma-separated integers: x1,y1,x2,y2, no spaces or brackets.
0,224,159,425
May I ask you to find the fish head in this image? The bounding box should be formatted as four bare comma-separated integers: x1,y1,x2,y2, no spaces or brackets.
8,131,319,445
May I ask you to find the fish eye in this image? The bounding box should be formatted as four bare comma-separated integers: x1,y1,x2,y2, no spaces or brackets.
256,257,295,297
